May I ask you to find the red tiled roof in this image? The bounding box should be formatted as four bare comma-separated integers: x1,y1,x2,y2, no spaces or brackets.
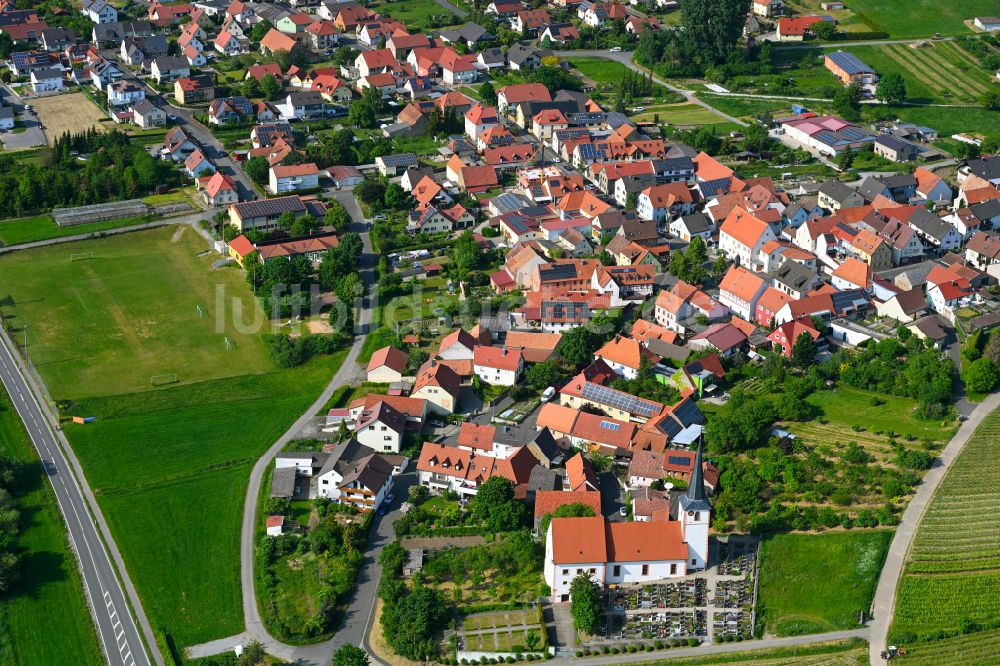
367,345,408,374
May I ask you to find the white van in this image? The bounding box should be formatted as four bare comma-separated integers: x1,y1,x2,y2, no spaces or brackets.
541,386,556,402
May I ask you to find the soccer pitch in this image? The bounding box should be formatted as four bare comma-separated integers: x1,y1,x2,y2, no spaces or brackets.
0,226,273,398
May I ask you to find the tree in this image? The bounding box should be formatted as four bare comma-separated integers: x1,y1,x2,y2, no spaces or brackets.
810,20,836,40
678,0,751,66
348,97,377,129
384,183,412,211
569,573,601,634
558,326,601,367
244,156,269,184
250,19,273,42
332,644,369,666
832,82,862,122
791,331,818,368
687,235,707,267
526,360,562,389
0,33,12,60
980,90,1000,111
963,357,1000,393
324,201,352,232
237,641,265,666
599,250,615,266
479,80,497,106
241,75,261,99
259,73,282,101
742,122,771,153
875,72,906,105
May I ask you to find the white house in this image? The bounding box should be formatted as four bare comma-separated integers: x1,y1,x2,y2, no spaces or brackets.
107,80,145,107
718,206,776,270
268,163,320,194
83,0,117,23
473,346,523,386
438,328,477,360
30,68,64,93
353,400,406,453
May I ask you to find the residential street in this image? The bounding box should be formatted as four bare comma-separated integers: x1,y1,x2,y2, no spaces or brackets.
867,391,1000,666
0,83,47,149
0,326,158,666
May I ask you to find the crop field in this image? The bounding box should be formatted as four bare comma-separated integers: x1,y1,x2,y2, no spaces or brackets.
843,0,999,37
0,226,273,398
63,353,346,647
901,627,1000,665
891,409,1000,641
0,388,103,666
843,43,997,105
31,92,109,145
757,531,892,637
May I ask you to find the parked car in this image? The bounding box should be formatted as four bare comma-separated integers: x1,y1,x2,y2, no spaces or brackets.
384,493,395,504
619,506,627,517
609,47,622,52
541,386,556,402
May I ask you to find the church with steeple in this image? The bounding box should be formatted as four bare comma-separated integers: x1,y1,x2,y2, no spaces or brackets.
543,440,713,601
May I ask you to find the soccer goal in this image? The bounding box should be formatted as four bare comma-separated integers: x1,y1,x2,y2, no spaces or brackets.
150,373,179,387
196,305,206,319
70,251,95,262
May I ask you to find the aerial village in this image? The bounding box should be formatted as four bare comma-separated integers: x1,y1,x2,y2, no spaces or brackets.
1,0,999,662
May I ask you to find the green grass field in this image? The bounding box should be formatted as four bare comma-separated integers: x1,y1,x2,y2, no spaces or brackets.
0,214,156,247
370,0,462,31
64,353,346,647
804,385,957,443
0,389,103,666
879,105,1000,140
844,0,998,37
626,638,868,665
758,531,892,636
634,103,739,132
0,227,273,398
569,58,685,104
891,409,1000,642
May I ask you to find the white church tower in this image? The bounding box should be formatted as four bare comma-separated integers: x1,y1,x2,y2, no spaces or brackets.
679,439,711,571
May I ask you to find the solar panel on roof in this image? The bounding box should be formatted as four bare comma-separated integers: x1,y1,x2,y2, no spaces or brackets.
599,420,620,431
672,399,705,427
667,455,690,466
581,383,659,417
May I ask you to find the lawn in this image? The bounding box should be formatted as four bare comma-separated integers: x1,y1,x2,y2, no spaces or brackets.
570,57,685,104
635,103,737,130
877,105,1000,140
0,226,273,398
891,408,1000,642
696,95,804,120
844,0,998,37
391,134,444,156
369,0,462,31
0,388,104,666
381,276,459,330
63,353,346,648
803,385,957,444
0,213,156,247
757,531,892,636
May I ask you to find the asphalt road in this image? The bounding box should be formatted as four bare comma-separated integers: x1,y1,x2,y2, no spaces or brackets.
0,326,153,666
231,187,382,665
0,83,47,149
867,391,1000,665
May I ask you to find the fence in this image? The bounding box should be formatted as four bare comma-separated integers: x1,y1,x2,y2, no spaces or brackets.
52,200,150,227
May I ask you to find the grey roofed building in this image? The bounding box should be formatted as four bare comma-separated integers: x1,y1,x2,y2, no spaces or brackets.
963,156,1000,182
771,260,819,294
270,466,298,498
907,208,955,242
644,338,689,362
970,199,1000,221
478,46,505,67
506,42,548,67
0,106,14,121
378,152,419,168
818,178,858,205
131,98,159,115
968,312,1000,332
674,212,713,235
826,49,875,76
666,142,698,159
439,21,492,44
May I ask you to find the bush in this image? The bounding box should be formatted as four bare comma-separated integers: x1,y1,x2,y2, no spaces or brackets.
688,638,699,647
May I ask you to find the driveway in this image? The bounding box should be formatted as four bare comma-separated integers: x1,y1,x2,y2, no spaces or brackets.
0,84,46,149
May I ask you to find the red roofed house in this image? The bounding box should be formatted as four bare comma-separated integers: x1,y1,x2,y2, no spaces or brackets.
776,15,826,41
473,346,524,386
594,335,659,380
201,171,238,206
416,441,538,497
268,162,319,194
564,452,599,492
228,234,256,266
412,359,461,414
496,82,551,114
719,265,767,321
533,490,602,526
259,27,298,56
767,317,820,357
719,206,777,269
439,328,478,360
925,264,973,323
367,345,409,382
457,422,497,454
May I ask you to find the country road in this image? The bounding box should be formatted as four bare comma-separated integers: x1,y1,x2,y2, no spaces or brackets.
867,392,1000,665
0,326,159,666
